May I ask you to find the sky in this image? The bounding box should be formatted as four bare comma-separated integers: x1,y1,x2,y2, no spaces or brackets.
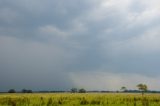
1,0,160,91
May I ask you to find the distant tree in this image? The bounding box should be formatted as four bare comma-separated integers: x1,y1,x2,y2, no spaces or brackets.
71,88,78,93
8,89,16,93
137,84,148,96
22,89,27,93
27,90,33,93
79,88,86,93
121,86,127,92
22,89,33,93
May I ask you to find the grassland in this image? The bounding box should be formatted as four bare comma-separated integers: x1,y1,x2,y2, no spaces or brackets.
0,93,160,106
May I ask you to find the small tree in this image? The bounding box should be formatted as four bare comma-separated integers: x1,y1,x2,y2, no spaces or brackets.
121,86,127,92
137,84,148,96
8,89,16,93
79,88,86,93
71,88,78,93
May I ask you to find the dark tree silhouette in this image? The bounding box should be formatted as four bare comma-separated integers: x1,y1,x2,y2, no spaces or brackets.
27,90,33,93
22,89,27,93
79,88,86,93
121,86,127,92
22,89,33,93
71,88,78,93
8,89,16,93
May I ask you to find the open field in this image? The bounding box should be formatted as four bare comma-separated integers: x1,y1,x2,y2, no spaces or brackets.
0,93,160,106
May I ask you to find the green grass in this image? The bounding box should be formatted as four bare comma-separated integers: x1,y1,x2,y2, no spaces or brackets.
0,93,160,106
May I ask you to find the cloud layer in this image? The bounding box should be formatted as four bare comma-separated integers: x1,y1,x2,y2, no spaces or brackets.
0,0,160,91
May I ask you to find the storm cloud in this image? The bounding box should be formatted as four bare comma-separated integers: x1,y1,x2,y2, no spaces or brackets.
1,0,160,91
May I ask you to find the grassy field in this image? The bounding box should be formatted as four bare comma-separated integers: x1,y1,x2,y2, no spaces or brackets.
0,93,160,106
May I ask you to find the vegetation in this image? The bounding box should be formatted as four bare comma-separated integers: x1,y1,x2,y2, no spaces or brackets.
8,89,16,93
70,88,86,93
121,86,127,92
70,88,78,93
137,84,148,96
21,89,33,93
78,88,86,93
1,84,155,106
0,93,160,106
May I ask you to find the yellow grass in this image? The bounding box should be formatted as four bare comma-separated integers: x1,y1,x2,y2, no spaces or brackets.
0,93,160,106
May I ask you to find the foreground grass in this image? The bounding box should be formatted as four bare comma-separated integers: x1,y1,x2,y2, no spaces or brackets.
0,93,160,106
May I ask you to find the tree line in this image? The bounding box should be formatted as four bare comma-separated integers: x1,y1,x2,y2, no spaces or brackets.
121,83,148,95
8,89,33,93
7,88,86,93
7,83,149,94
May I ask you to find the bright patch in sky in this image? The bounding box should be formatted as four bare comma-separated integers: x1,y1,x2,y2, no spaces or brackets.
0,0,160,91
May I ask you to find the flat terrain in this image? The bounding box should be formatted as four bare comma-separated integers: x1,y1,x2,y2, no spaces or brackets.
0,93,160,106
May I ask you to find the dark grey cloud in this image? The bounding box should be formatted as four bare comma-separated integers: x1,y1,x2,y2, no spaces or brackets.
1,0,160,91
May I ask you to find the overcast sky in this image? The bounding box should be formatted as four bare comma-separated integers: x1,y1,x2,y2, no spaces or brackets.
1,0,160,91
